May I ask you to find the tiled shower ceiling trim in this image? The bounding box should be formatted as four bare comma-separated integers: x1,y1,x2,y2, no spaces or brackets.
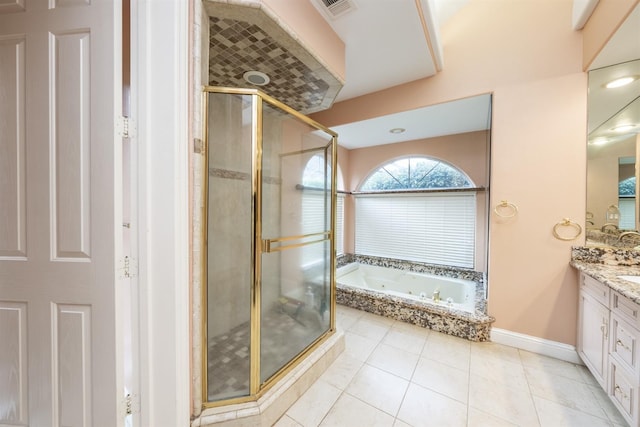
203,0,344,114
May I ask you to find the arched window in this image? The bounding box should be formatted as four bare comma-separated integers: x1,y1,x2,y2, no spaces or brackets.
360,156,473,191
302,154,327,188
355,156,476,268
301,155,343,263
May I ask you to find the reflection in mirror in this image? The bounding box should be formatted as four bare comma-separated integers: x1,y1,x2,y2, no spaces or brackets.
585,4,640,249
619,156,636,230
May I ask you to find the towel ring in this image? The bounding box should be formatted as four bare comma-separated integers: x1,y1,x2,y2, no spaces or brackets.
494,200,518,218
553,218,582,241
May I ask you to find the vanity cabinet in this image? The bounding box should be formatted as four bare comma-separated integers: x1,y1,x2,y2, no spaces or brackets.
578,273,640,426
578,275,610,388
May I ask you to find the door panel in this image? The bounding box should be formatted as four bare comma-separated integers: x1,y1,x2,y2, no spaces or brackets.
51,30,92,260
53,304,92,426
0,302,28,424
0,35,26,259
0,1,25,14
0,1,121,426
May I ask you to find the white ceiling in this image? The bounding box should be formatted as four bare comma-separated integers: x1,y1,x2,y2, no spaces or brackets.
309,0,485,149
331,93,492,150
310,0,469,103
310,0,639,150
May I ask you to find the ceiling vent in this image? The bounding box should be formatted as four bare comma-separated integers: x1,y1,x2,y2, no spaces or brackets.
316,0,357,19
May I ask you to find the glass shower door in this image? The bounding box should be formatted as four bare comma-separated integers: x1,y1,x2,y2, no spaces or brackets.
259,101,334,383
205,92,254,401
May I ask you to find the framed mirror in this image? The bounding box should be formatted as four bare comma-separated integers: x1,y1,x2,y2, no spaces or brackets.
586,4,640,248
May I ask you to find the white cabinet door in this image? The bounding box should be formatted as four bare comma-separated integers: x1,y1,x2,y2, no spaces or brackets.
0,1,122,426
578,288,610,389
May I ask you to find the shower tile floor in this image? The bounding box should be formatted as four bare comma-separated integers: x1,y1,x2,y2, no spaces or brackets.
274,305,628,427
208,305,326,401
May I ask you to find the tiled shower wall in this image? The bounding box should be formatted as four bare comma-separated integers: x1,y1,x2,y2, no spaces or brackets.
206,94,254,337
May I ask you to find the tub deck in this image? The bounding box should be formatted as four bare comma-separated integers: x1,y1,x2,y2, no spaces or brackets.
337,283,494,341
335,254,494,341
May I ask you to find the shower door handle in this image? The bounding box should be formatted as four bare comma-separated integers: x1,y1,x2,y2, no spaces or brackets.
262,231,330,253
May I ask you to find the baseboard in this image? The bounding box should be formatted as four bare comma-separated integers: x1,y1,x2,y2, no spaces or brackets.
490,328,583,365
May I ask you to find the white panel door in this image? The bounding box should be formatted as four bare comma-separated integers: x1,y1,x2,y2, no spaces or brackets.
0,1,122,426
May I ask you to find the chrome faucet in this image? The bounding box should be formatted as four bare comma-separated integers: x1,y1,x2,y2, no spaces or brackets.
619,231,640,241
432,290,440,303
601,223,619,233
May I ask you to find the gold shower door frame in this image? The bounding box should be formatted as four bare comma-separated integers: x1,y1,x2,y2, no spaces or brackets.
201,86,338,408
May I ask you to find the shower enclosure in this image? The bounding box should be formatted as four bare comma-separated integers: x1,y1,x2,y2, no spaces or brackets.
202,87,337,406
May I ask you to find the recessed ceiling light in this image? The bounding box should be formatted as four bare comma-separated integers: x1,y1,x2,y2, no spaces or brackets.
389,128,405,134
243,71,270,86
604,76,637,89
590,138,609,145
612,124,636,133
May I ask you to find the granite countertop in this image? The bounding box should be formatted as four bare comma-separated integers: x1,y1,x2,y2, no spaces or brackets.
570,260,640,305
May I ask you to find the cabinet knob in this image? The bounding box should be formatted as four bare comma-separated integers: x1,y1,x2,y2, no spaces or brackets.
616,339,631,352
615,385,629,400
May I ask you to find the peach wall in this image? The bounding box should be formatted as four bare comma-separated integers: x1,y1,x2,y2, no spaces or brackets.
261,0,346,81
346,131,489,190
312,0,583,127
489,74,586,345
582,0,639,69
312,0,588,345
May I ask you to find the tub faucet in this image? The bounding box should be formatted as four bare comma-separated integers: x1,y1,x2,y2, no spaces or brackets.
601,223,619,233
619,231,640,241
432,290,440,303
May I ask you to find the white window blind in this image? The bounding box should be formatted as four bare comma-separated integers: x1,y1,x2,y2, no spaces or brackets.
355,193,476,268
619,198,635,230
301,189,330,266
336,194,344,255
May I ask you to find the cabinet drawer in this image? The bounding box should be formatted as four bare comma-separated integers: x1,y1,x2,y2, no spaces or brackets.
581,274,609,305
609,359,638,425
611,314,639,374
611,291,640,330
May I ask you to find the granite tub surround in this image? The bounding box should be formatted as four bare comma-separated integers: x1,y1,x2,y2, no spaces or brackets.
344,254,485,283
335,254,494,341
336,253,488,314
336,282,494,341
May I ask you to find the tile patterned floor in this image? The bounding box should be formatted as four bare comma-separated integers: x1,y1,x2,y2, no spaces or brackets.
208,304,327,401
275,305,628,427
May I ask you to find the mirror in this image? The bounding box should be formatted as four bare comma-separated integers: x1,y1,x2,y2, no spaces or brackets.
586,4,640,248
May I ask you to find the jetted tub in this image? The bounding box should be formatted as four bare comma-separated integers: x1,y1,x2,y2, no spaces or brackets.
336,262,476,313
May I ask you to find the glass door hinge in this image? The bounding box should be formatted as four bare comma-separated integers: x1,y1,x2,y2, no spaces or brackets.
118,256,138,279
117,116,137,138
125,393,133,415
194,138,204,154
124,393,139,415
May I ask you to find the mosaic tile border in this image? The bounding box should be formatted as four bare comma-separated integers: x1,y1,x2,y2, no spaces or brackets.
203,0,343,114
209,167,282,185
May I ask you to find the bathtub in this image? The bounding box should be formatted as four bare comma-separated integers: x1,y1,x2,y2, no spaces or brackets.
336,262,476,313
